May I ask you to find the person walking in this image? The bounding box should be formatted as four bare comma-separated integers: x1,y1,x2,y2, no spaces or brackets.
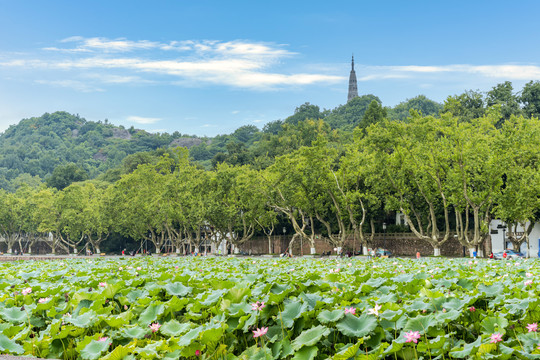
416,251,421,260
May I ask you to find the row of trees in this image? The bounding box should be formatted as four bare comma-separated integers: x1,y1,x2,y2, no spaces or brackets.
1,109,539,256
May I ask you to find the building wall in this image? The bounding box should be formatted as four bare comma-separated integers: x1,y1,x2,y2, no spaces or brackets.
238,233,478,257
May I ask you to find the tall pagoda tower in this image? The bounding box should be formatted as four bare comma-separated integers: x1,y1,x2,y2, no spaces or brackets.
347,55,358,103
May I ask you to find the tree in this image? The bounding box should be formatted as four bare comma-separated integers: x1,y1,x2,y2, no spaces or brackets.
46,163,88,190
361,100,387,129
388,95,443,121
205,163,266,253
443,90,485,122
364,115,457,256
284,103,325,125
493,116,540,254
521,81,540,118
486,81,522,125
112,156,175,254
325,95,381,130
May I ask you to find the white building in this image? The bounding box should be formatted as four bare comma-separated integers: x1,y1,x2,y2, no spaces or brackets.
489,219,540,257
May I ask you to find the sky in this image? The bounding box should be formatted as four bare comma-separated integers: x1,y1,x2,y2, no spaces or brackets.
1,1,540,137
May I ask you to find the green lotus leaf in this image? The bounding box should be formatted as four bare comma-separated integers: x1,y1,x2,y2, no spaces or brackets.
478,283,504,297
101,344,131,360
291,325,329,350
159,319,191,337
224,301,252,316
316,309,344,324
164,282,192,297
0,334,24,354
333,340,362,360
177,326,203,347
224,287,250,303
0,307,27,323
380,309,402,322
449,336,482,358
121,326,148,339
80,339,110,360
239,344,273,360
292,345,318,360
136,340,167,358
480,316,508,334
300,292,327,310
102,282,124,299
104,311,132,328
402,314,436,334
162,350,182,360
200,289,227,306
280,300,307,328
200,324,225,344
55,325,85,339
336,313,378,338
138,303,165,325
65,310,97,328
126,289,149,304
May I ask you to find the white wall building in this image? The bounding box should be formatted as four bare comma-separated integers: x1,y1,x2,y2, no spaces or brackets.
489,219,540,257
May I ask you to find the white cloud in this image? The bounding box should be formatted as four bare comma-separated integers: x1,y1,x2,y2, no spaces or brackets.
127,116,161,124
34,79,104,92
8,37,540,92
1,37,343,90
362,64,540,81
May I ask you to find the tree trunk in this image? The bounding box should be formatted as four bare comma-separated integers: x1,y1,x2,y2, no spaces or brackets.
433,247,441,256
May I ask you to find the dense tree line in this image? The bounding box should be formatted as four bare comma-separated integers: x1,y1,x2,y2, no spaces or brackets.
1,109,539,256
1,81,540,256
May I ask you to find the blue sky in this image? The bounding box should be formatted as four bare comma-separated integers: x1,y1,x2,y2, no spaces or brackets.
0,1,539,136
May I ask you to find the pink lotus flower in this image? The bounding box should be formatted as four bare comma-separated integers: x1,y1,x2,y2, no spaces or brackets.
344,307,356,315
124,305,128,310
252,327,268,338
525,280,533,287
527,323,538,332
118,267,123,271
368,304,382,316
195,349,200,356
490,333,503,343
251,301,266,311
38,297,50,303
469,306,476,312
527,272,533,277
136,267,142,271
99,282,107,287
404,331,421,343
98,337,109,342
149,323,161,333
22,287,32,296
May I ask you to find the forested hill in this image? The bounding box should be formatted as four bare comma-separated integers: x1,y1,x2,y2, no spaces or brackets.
2,79,534,191
0,94,444,190
0,111,194,190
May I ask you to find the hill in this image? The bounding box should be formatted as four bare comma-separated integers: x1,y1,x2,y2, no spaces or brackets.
0,111,192,189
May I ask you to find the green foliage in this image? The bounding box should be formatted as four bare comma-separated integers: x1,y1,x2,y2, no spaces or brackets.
388,95,443,121
1,257,539,359
46,162,89,190
0,111,184,186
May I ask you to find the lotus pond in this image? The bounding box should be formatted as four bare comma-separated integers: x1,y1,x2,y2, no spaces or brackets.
0,256,539,359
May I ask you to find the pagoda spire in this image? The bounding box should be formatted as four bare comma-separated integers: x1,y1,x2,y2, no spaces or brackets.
347,55,358,103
